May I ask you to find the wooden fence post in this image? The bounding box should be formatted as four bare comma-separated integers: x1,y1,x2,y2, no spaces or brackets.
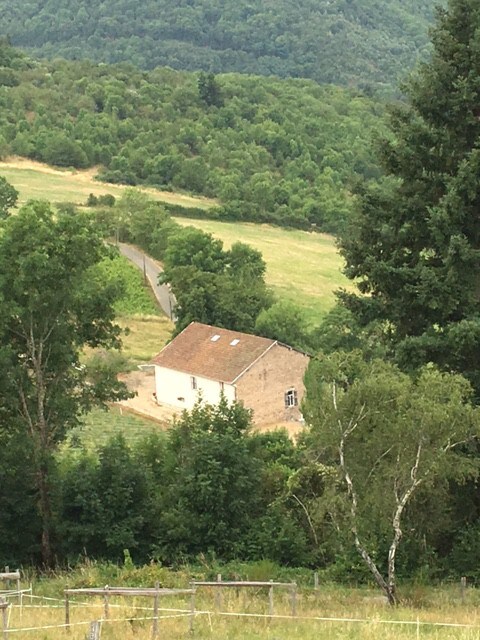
189,587,196,634
268,580,274,618
151,582,160,638
215,574,222,612
1,599,8,640
103,586,110,620
16,570,20,605
65,590,70,631
314,572,319,591
461,576,467,604
290,582,297,617
88,621,101,640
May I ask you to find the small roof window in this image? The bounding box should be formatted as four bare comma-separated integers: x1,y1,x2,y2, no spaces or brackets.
230,339,240,346
211,334,221,342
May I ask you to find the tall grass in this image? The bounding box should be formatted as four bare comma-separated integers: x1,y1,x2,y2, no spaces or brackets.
5,569,480,640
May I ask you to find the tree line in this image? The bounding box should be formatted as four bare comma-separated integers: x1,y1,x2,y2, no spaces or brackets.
0,40,385,233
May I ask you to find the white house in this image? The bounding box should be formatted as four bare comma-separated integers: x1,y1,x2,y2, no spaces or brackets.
149,322,310,425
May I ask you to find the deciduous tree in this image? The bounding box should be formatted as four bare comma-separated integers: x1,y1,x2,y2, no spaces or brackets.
0,176,18,218
0,201,129,565
304,353,480,604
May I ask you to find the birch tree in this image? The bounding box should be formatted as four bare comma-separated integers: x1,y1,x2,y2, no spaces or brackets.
304,354,480,604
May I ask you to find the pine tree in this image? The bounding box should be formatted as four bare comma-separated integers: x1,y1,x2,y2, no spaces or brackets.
339,0,480,391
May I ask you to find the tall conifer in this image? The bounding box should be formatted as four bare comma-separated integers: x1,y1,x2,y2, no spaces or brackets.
339,0,480,390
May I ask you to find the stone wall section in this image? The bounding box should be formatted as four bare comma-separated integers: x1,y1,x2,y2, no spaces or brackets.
235,344,310,425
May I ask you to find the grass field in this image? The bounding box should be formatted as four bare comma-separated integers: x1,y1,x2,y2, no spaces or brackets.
6,567,480,640
174,218,353,325
0,157,217,209
118,314,173,366
66,406,164,449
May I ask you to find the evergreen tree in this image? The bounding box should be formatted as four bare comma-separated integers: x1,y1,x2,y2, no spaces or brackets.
197,71,223,107
339,0,480,391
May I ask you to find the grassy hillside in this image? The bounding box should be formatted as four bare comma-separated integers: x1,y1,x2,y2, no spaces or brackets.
2,161,351,326
0,0,438,89
0,159,216,209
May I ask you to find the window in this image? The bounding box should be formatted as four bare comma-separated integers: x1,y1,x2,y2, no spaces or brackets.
191,376,197,390
230,339,240,346
285,389,298,408
211,334,221,342
220,381,225,392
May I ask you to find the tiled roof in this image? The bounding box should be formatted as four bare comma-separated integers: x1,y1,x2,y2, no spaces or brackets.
151,322,276,384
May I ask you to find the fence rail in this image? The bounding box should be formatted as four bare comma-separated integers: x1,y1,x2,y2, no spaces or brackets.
64,584,196,637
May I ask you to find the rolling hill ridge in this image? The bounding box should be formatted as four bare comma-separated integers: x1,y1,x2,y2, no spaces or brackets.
0,0,438,89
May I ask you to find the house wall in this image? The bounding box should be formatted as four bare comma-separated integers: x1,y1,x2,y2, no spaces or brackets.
154,366,235,410
235,344,309,425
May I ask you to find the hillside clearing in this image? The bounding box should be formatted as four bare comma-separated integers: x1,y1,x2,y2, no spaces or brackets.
0,157,217,209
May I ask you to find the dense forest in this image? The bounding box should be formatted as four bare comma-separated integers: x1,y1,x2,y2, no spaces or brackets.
0,0,438,89
0,42,386,232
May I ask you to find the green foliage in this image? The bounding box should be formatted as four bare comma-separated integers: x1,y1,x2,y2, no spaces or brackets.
0,426,40,565
303,353,480,600
0,44,386,233
157,399,262,560
255,300,310,350
0,201,130,564
339,0,480,393
0,1,436,89
198,72,223,107
96,253,160,316
163,226,273,333
0,175,18,217
59,435,151,562
87,193,116,207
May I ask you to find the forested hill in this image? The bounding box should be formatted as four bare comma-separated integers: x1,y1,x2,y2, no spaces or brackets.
0,43,386,233
0,0,437,89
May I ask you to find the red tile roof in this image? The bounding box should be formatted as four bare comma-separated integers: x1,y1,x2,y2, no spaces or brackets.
151,322,276,383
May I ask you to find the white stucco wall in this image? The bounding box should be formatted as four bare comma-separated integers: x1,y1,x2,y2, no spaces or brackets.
154,366,236,410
